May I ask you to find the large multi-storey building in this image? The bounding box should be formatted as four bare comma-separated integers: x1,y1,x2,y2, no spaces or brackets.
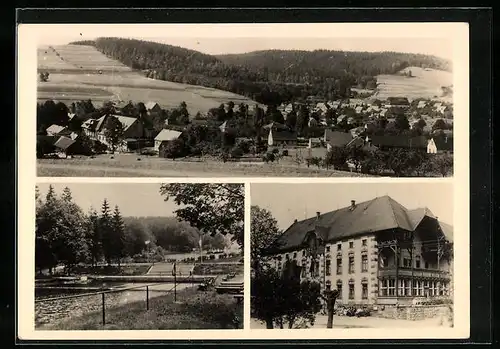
264,196,453,306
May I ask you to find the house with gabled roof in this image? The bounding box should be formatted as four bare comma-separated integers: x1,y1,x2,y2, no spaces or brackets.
81,114,144,151
154,129,183,151
263,196,453,306
145,101,162,115
46,124,71,137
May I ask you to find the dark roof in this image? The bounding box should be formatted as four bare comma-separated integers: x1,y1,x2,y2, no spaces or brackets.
324,130,353,147
387,97,410,105
54,136,76,150
266,195,452,253
370,135,428,149
270,130,297,141
433,137,453,151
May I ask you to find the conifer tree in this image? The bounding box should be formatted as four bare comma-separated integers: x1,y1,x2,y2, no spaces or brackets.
99,198,113,265
111,205,126,266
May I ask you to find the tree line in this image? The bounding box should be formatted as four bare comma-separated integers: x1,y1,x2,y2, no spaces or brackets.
70,38,450,105
35,185,227,274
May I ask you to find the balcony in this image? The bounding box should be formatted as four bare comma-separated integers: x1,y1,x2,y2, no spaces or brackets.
378,267,450,280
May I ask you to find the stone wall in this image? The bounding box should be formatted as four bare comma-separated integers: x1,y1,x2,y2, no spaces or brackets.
376,304,453,322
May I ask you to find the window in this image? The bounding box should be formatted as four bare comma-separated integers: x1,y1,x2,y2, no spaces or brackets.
380,279,388,296
361,254,368,272
325,260,331,276
413,280,419,296
362,239,367,246
348,256,355,274
337,243,342,251
293,252,297,259
301,265,306,278
349,283,355,299
326,284,331,290
336,258,342,274
419,281,424,296
326,246,330,253
285,254,289,260
398,279,404,296
388,279,396,296
349,241,354,249
405,279,411,296
336,281,342,299
403,258,411,268
415,256,421,269
430,281,436,296
425,261,429,269
362,283,368,299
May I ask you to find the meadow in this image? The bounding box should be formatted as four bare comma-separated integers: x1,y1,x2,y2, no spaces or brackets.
37,155,372,178
37,44,259,115
374,67,453,102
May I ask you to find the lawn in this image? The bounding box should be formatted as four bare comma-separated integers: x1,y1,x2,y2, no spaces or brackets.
38,287,243,330
37,156,373,177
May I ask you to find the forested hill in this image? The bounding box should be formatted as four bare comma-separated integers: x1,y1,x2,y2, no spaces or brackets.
69,38,451,104
216,49,452,81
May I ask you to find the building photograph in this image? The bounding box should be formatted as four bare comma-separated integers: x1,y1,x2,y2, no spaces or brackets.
250,182,454,329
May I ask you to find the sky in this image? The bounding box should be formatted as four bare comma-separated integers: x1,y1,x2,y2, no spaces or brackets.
36,183,179,217
251,182,453,231
30,23,455,60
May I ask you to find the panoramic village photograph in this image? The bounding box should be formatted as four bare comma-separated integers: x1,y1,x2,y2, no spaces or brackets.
35,27,454,178
250,182,454,329
34,182,244,330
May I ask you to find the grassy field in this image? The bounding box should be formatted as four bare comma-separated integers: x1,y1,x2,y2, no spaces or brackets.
37,155,373,177
374,67,453,102
38,287,243,330
37,44,259,115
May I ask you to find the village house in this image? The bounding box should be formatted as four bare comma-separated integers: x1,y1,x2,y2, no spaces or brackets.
417,100,428,109
355,106,364,114
336,115,347,124
46,124,71,137
264,196,453,306
385,97,410,109
427,136,454,154
315,102,329,115
145,101,162,115
154,129,183,152
267,128,298,147
308,117,318,128
53,135,77,158
81,114,144,152
370,135,429,152
323,130,363,151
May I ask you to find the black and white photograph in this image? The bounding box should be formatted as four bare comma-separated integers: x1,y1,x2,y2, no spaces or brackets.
250,182,455,330
31,24,458,178
33,182,244,330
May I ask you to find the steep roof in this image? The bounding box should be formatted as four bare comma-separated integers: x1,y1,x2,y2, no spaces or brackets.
154,129,183,141
324,130,353,147
46,124,67,135
267,196,451,254
54,136,76,150
270,130,297,141
145,101,159,110
371,135,428,149
432,137,454,151
94,114,138,133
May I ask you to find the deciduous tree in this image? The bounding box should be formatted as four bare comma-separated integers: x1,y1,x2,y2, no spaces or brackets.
159,183,244,250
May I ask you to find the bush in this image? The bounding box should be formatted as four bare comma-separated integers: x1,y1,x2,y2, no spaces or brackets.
281,149,289,156
230,146,244,158
262,152,276,163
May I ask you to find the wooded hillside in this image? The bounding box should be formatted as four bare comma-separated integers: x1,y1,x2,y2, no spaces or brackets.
70,38,451,105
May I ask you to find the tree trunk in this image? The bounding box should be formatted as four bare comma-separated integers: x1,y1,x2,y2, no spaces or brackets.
327,310,334,328
265,317,274,329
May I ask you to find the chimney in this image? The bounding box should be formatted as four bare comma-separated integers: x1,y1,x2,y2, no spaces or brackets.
316,212,321,219
350,200,356,210
294,219,298,223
